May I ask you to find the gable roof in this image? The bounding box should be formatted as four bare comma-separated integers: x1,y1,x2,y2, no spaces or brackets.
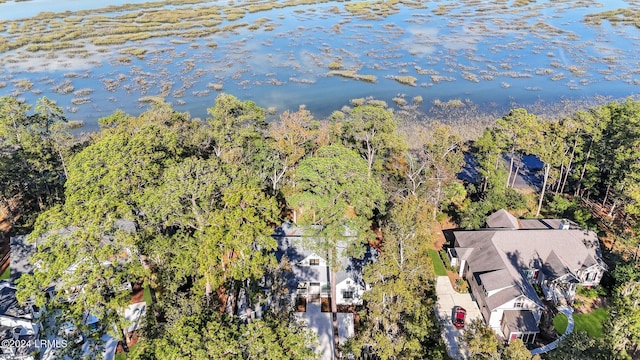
479,269,514,292
486,209,520,229
453,210,607,310
0,285,31,320
542,250,572,280
274,223,373,291
502,310,539,334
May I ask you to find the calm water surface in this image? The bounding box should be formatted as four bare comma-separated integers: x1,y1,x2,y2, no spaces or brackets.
0,0,639,129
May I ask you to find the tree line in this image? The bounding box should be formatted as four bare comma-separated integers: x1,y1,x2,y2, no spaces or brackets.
3,94,640,359
2,95,460,359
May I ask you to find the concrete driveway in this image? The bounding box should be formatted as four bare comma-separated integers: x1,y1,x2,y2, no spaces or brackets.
295,302,334,360
434,276,482,360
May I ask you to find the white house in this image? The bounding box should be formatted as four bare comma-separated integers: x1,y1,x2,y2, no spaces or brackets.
273,223,373,360
274,222,372,309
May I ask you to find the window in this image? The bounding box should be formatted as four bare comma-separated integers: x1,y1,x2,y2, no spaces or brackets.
343,291,354,299
586,272,597,281
514,301,524,308
309,258,319,266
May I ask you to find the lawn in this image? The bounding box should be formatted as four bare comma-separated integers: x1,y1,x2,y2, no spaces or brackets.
143,286,152,305
553,313,568,335
429,249,447,276
553,308,610,338
0,267,9,280
574,308,609,338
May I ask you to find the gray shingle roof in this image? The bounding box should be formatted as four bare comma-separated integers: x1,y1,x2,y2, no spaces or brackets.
479,269,514,292
502,310,539,334
542,250,571,280
486,209,520,229
0,286,31,319
274,223,371,292
452,210,606,312
486,287,522,311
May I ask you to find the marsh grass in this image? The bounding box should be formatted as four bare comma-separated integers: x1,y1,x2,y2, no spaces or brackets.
0,0,636,124
393,96,407,106
433,98,465,108
14,78,33,91
73,88,93,97
207,83,223,91
585,8,640,28
328,70,377,83
328,61,342,70
71,97,91,105
387,75,417,86
461,72,479,83
120,47,147,60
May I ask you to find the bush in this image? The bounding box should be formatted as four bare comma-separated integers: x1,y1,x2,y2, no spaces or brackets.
455,278,468,293
576,285,598,299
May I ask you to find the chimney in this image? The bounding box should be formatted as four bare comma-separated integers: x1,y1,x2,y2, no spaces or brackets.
559,219,570,230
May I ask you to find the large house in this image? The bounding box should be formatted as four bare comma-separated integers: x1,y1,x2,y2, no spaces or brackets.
447,209,607,344
274,222,370,310
273,223,372,360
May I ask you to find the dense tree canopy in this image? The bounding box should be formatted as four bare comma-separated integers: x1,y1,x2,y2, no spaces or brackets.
352,195,443,359
7,93,640,359
289,143,386,266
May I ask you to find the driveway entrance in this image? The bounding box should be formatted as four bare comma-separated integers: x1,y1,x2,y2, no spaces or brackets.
434,276,482,359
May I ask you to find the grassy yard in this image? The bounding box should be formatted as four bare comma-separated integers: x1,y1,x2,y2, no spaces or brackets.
553,313,568,335
553,308,610,338
143,286,152,305
429,249,447,276
0,267,9,280
574,308,609,338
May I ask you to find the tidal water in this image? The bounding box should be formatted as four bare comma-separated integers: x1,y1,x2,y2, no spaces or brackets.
0,0,638,130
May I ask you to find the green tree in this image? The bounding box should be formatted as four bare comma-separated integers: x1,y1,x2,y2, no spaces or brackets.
16,104,199,356
554,331,613,360
206,93,267,164
493,108,538,189
340,104,405,178
501,339,540,360
265,108,316,194
131,294,317,360
353,195,443,359
0,96,31,145
289,144,386,267
0,96,73,227
459,318,500,359
603,279,640,358
532,120,563,216
421,123,466,219
289,143,386,356
474,128,505,194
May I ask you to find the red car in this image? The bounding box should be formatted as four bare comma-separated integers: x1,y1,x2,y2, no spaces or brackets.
453,306,466,329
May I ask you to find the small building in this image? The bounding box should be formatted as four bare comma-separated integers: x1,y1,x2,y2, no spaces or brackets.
446,210,607,343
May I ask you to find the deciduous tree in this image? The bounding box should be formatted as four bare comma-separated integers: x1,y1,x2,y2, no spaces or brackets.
353,195,443,359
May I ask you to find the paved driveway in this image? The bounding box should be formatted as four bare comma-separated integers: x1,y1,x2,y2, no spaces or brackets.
295,302,334,360
434,276,482,360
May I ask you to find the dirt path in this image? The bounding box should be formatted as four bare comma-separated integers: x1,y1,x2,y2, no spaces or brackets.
433,217,456,250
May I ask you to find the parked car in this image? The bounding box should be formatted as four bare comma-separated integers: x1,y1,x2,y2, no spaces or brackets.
453,306,466,329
